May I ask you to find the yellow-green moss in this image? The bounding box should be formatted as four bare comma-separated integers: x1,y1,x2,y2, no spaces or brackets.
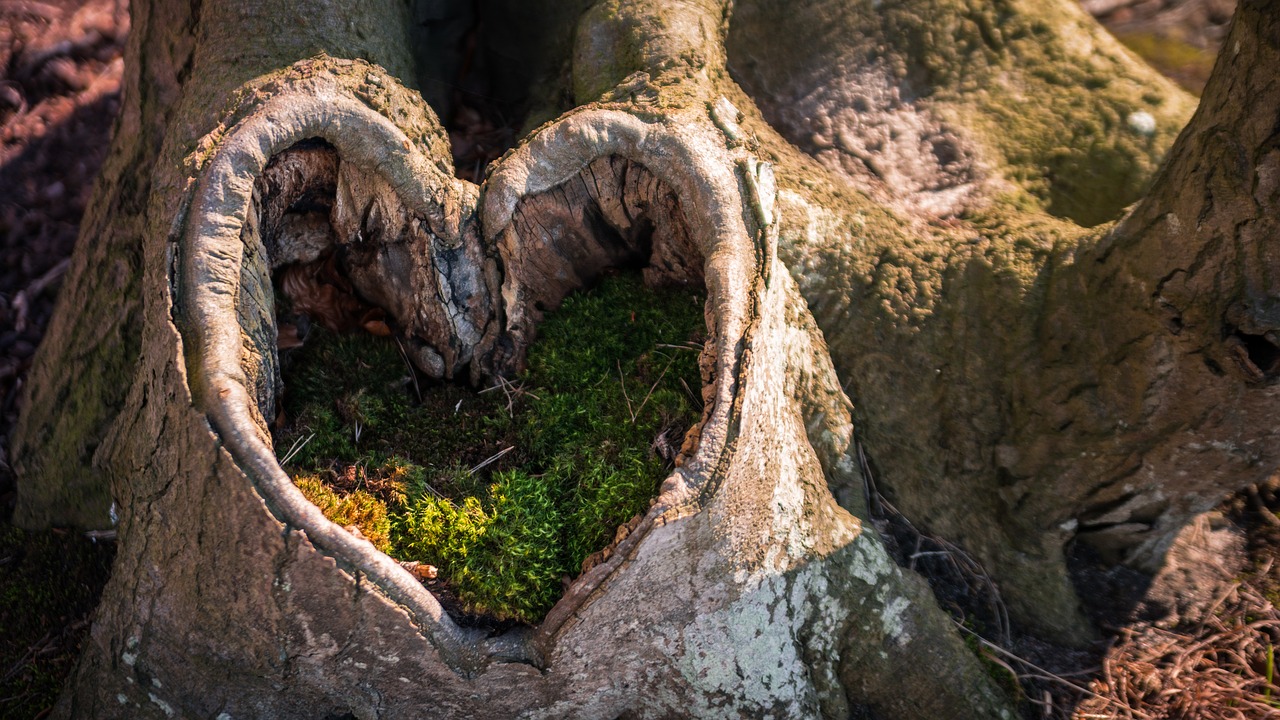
915,0,1197,227
294,475,394,553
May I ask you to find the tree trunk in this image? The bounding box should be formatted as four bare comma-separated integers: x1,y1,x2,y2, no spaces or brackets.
13,0,1278,717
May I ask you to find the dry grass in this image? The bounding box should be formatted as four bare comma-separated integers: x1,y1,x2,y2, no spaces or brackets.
1073,570,1280,719
933,542,1280,720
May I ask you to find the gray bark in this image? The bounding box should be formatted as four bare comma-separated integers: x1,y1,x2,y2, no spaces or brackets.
14,0,1279,717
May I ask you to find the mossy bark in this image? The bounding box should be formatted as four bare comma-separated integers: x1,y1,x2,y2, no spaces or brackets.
15,0,1280,717
723,0,1280,645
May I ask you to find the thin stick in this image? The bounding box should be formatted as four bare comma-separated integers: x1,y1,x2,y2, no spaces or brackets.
1202,581,1242,622
679,377,701,409
908,533,923,572
0,633,50,684
909,550,952,560
469,445,515,475
479,376,540,403
632,356,675,422
12,257,69,332
952,621,1151,719
280,432,315,466
497,375,514,412
980,648,1021,688
856,439,882,517
393,338,421,403
618,360,635,422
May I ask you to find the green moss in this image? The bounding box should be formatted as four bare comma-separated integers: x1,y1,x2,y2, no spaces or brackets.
275,273,704,622
432,470,569,620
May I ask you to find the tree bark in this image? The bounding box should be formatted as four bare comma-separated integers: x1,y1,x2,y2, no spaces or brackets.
14,0,1279,717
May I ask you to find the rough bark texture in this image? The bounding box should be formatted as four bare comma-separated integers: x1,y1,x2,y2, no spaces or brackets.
717,0,1279,645
14,0,1280,717
1067,0,1280,585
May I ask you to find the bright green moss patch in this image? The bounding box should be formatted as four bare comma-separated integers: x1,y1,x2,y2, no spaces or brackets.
274,273,705,622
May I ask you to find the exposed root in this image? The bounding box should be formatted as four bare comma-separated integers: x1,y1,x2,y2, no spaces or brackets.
481,115,767,648
482,103,772,501
178,57,493,674
178,49,785,675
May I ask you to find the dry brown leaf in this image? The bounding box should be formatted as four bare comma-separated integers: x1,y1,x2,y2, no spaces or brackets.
278,253,400,341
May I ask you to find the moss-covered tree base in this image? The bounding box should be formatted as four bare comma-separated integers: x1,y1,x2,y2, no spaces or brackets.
17,0,1280,717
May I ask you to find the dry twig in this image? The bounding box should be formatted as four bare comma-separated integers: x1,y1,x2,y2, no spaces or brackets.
11,257,68,332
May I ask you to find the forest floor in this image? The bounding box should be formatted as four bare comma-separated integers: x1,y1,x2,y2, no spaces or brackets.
0,0,1272,718
0,1,127,716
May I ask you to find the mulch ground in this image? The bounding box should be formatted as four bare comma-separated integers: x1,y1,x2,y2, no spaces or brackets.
0,1,1271,718
0,1,126,717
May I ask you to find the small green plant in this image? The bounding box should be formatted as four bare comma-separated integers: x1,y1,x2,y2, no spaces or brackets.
1266,643,1277,707
957,619,1024,701
274,272,705,622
